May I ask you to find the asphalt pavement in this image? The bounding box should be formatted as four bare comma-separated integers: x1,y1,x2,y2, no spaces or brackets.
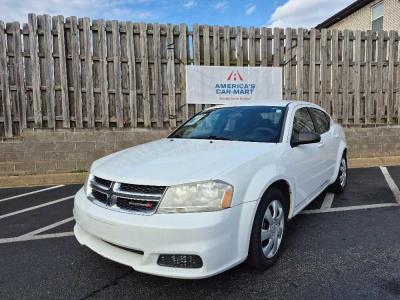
0,167,400,299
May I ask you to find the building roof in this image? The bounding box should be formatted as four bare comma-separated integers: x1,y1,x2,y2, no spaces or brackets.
316,0,375,29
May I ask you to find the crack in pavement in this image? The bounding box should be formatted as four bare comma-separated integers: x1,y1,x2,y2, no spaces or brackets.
79,270,131,299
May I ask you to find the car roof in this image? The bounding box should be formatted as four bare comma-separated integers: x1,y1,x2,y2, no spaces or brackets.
205,100,322,110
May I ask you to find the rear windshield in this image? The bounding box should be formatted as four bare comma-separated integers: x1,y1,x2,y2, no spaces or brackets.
169,106,286,143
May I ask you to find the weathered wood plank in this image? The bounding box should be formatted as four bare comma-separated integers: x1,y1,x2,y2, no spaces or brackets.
166,24,176,127
139,23,151,127
273,28,281,67
203,25,210,66
236,27,243,66
39,15,56,128
376,31,384,123
178,24,188,120
213,26,220,66
0,21,12,137
387,31,396,124
309,28,316,105
28,14,42,127
342,30,350,124
203,25,211,109
249,27,256,67
82,17,94,127
69,16,82,127
284,28,292,100
331,29,339,121
223,26,230,66
94,19,109,127
192,24,202,113
297,28,304,101
353,30,362,124
365,30,373,124
126,22,137,127
111,20,123,127
152,23,162,127
54,16,70,128
261,27,268,66
12,22,26,131
320,29,328,110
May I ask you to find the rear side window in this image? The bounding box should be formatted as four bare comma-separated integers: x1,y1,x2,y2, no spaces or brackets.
291,108,315,141
309,108,330,134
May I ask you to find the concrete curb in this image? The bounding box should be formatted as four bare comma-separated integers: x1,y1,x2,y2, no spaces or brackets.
348,156,400,168
1,156,400,188
0,173,87,188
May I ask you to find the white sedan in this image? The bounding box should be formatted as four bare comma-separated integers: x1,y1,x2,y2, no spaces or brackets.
73,100,347,279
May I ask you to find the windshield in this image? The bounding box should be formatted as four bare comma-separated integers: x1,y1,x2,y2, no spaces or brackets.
169,106,286,143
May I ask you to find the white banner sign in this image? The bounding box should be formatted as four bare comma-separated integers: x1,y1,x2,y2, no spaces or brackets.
186,66,282,104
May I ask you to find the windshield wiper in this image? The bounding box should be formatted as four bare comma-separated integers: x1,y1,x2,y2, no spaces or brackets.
195,135,232,141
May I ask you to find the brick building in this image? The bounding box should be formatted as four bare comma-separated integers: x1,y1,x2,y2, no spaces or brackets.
316,0,400,31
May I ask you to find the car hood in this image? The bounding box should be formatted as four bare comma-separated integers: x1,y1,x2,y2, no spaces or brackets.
91,138,278,186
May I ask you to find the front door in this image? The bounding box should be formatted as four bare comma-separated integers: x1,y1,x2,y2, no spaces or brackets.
286,107,326,207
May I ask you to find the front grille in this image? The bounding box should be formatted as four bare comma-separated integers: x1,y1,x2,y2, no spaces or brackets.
88,176,166,215
119,183,166,195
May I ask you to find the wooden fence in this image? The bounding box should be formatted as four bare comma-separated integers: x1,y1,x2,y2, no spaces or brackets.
1,14,400,137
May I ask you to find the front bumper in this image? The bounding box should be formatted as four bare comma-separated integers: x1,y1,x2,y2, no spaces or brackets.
73,188,257,279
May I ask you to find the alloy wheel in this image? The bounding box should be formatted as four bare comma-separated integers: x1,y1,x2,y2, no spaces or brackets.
261,200,285,258
339,158,347,188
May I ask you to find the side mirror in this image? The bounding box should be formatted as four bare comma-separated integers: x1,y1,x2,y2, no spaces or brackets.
291,132,321,147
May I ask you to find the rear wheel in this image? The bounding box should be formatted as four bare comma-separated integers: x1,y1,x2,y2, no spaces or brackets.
330,154,347,193
247,188,288,270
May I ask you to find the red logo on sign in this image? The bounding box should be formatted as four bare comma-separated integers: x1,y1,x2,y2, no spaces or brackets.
227,71,244,81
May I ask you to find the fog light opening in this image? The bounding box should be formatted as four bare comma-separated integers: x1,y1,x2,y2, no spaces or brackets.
157,254,203,269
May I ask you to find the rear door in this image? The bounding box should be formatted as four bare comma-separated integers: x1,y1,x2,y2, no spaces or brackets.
308,108,336,181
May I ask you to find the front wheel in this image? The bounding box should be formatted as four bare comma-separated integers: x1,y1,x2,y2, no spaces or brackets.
247,188,288,270
329,154,347,193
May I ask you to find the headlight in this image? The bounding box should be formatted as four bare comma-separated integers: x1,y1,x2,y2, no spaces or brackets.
84,173,94,196
157,180,233,213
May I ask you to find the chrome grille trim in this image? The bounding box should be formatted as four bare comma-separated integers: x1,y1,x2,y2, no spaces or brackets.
88,177,167,215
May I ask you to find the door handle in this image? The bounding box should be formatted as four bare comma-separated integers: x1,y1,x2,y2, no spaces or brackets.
317,142,325,148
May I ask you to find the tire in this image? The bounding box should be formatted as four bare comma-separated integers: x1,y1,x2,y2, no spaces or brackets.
247,187,288,270
329,153,347,194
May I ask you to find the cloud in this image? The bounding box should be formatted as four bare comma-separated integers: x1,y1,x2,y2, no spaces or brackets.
0,0,160,23
184,0,197,9
267,0,354,28
214,0,229,11
245,4,256,16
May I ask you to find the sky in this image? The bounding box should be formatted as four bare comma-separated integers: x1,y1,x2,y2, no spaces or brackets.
0,0,354,28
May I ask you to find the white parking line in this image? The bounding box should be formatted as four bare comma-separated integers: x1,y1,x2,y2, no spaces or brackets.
0,232,74,244
0,196,74,220
320,193,335,209
0,185,65,203
19,217,75,238
302,202,399,214
380,166,400,204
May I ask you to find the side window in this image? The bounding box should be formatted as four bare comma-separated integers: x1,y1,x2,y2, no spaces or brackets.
309,108,330,134
291,108,315,141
